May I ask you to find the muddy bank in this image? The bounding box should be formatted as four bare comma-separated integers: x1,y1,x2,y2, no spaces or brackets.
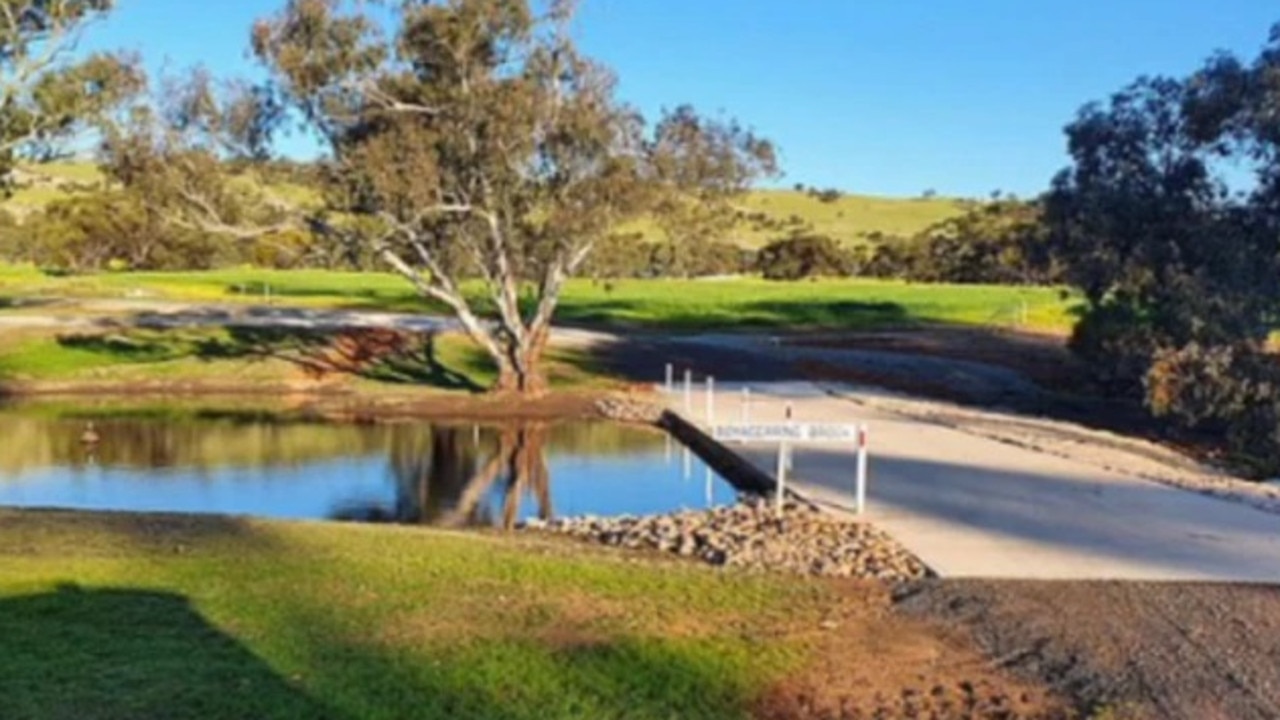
0,385,611,422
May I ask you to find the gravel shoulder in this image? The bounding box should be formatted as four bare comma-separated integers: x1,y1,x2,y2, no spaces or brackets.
898,580,1280,720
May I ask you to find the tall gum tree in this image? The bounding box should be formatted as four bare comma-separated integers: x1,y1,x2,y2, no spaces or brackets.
250,0,777,394
0,0,140,185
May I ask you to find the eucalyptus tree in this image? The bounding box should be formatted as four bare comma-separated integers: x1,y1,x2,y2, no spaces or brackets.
0,0,140,184
1046,22,1280,473
246,0,777,393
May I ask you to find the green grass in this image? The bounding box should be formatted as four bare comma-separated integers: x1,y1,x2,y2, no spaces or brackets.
0,324,615,392
0,508,832,720
0,264,1078,334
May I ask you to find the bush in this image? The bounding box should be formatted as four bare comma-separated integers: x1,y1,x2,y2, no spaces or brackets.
757,234,850,281
1146,344,1280,477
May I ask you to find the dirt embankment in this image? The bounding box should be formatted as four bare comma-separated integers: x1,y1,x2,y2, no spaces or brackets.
756,582,1072,720
897,580,1280,720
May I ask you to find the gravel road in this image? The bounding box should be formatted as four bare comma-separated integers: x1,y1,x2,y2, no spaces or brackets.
899,580,1280,720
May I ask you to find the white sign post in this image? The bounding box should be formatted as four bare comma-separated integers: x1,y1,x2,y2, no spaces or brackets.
855,425,869,514
775,441,787,515
713,422,870,516
683,369,693,413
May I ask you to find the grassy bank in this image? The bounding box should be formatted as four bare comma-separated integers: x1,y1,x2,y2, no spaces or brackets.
0,265,1077,334
0,509,827,720
0,325,615,395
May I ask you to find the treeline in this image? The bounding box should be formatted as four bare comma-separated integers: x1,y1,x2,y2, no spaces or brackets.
0,184,1056,286
0,191,331,272
752,199,1055,284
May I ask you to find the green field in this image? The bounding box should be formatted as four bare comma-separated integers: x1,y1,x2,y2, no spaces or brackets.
0,508,836,720
0,265,1076,334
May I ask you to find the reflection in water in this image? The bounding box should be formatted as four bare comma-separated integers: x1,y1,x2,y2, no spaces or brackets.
0,413,739,527
333,424,556,529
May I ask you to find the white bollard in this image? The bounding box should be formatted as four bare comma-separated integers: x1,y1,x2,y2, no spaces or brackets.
775,441,788,516
784,403,795,471
683,369,693,413
683,447,692,481
741,387,751,423
665,363,674,393
855,424,869,514
705,376,715,423
705,465,713,507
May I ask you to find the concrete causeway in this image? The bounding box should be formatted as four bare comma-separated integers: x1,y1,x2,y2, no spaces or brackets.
667,380,1280,582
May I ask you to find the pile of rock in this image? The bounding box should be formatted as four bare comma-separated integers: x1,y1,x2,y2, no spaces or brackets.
523,497,929,581
595,396,665,424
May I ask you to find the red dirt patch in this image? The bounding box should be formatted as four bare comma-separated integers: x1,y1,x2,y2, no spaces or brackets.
756,582,1070,719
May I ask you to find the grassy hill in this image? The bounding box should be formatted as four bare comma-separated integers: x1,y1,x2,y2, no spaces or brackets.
729,190,967,247
3,163,968,246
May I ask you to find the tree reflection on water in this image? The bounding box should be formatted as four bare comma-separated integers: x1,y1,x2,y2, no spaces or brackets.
332,423,553,529
0,411,675,525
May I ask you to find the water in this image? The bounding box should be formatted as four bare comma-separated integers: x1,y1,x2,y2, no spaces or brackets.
0,412,738,527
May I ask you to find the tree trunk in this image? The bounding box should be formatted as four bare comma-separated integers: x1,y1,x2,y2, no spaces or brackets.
492,332,551,396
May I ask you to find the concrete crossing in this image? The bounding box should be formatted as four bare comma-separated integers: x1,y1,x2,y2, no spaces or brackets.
667,380,1280,582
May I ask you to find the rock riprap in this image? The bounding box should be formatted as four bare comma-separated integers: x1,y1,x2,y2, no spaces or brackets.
523,497,930,581
595,396,665,424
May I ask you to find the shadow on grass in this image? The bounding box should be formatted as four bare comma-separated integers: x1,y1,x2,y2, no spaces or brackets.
57,327,486,392
0,508,283,555
554,297,914,332
0,512,775,719
0,585,343,720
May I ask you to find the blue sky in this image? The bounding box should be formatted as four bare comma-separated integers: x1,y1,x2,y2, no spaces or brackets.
83,1,1280,198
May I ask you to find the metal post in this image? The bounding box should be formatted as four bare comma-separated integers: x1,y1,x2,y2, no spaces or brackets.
683,369,693,414
705,465,713,508
705,376,715,423
784,403,795,471
664,432,672,464
741,387,751,423
775,441,788,516
665,363,674,393
855,424,869,515
683,447,692,481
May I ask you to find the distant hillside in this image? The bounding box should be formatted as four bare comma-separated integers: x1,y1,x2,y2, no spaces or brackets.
4,162,107,217
3,163,968,246
730,190,968,247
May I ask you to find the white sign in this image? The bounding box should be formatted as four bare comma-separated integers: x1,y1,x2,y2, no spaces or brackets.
713,423,861,444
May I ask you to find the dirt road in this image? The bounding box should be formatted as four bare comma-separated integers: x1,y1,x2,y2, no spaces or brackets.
900,580,1280,720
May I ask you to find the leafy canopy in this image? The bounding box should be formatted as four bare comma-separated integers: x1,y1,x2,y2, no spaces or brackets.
244,0,777,392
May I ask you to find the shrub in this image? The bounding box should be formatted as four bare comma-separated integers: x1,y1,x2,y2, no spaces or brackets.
757,234,850,281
